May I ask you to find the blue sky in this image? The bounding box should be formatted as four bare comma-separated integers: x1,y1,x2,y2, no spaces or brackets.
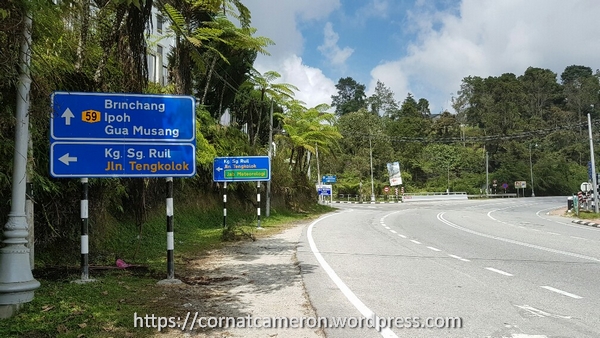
243,0,600,113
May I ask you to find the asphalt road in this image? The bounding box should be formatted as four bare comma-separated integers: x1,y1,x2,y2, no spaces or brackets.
297,197,600,338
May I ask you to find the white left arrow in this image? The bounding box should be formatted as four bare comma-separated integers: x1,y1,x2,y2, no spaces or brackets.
59,153,77,165
61,108,74,125
216,167,223,172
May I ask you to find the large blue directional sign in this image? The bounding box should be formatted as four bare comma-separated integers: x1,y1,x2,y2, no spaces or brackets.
322,175,337,183
50,92,196,178
51,143,196,177
213,156,271,182
51,92,195,142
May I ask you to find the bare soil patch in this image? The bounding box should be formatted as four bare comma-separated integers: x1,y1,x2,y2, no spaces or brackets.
154,221,323,338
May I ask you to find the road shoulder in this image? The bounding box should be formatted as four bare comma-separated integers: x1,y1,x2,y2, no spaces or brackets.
155,220,324,337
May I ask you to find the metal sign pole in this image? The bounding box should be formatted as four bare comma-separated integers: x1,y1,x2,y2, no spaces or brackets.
80,178,90,281
166,177,174,279
157,177,181,284
257,182,262,229
587,113,599,213
223,182,227,228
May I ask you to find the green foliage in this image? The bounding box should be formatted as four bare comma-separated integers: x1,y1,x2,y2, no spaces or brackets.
331,77,367,116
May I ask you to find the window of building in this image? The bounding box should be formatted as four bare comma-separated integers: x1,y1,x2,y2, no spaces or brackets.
147,54,156,83
162,65,168,86
157,45,164,85
157,14,164,33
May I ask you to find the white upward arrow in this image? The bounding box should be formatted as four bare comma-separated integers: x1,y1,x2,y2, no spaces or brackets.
59,153,77,165
216,167,223,172
61,108,74,125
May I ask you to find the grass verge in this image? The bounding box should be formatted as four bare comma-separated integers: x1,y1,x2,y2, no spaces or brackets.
0,203,335,338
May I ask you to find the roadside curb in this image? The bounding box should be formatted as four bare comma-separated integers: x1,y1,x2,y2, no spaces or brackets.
332,201,401,204
572,220,599,227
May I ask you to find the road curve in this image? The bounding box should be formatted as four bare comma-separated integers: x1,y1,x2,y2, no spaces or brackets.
297,197,600,338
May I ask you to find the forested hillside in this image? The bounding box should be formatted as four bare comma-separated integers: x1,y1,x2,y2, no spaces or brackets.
1,0,597,263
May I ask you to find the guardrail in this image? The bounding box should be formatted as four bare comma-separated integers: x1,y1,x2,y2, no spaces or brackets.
332,192,520,204
402,192,468,202
337,194,401,203
468,193,517,198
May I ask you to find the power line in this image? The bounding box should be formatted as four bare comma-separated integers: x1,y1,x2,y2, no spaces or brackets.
339,119,600,144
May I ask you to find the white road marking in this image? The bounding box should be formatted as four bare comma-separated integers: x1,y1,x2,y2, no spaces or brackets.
307,213,399,338
514,304,572,319
390,230,397,234
397,234,407,238
540,286,582,299
448,254,470,262
427,246,441,252
437,213,600,263
410,240,421,244
546,232,561,235
485,267,513,276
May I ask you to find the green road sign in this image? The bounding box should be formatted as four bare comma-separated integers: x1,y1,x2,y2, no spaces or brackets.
224,169,269,180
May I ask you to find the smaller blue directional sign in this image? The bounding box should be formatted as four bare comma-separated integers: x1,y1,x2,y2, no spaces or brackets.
51,142,196,178
51,92,195,142
213,156,271,182
322,175,337,183
317,185,332,196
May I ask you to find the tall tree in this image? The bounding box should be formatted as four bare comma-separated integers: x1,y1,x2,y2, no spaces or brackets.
560,65,600,133
367,80,398,117
417,98,430,117
244,69,298,146
278,102,341,174
518,67,561,121
331,77,367,116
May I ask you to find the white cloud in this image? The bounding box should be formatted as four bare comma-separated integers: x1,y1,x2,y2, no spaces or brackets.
359,0,391,19
370,0,600,112
318,22,354,67
243,0,340,60
255,55,336,109
242,1,340,109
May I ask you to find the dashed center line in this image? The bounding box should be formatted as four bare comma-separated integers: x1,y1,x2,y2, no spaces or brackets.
485,267,513,276
389,230,397,234
427,246,441,252
540,286,582,299
410,240,421,245
448,254,470,262
397,234,407,238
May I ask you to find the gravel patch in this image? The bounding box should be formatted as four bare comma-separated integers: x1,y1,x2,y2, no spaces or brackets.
154,221,324,338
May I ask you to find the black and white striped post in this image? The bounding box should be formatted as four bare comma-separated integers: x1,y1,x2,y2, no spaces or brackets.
158,177,181,285
77,178,94,283
166,177,174,279
257,181,262,229
223,182,227,228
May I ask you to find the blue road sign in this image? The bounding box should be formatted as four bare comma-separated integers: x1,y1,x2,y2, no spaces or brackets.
51,92,195,142
322,175,337,183
50,142,196,178
213,156,271,182
317,186,332,196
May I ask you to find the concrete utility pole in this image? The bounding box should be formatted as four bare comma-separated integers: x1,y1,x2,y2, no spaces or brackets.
316,144,321,203
485,151,489,197
0,13,40,318
266,100,273,217
529,143,536,197
587,113,599,213
369,136,375,202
